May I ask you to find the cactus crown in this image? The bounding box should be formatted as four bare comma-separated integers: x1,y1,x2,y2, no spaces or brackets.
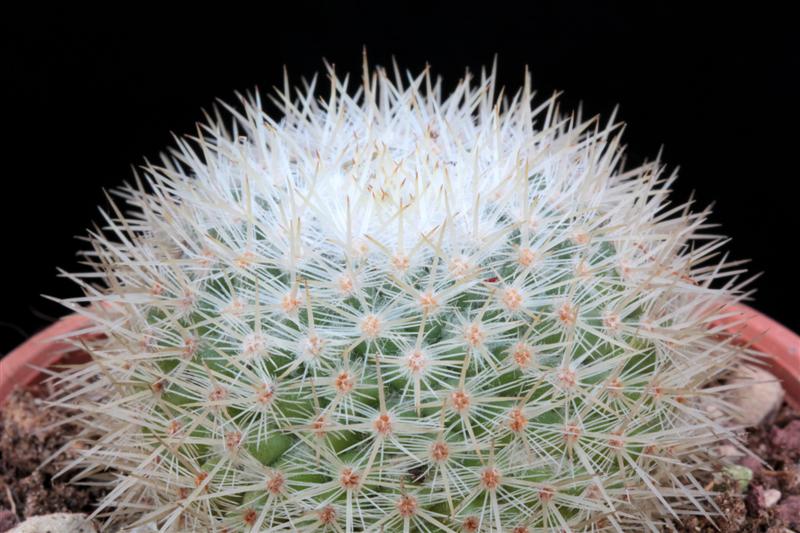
53,60,753,532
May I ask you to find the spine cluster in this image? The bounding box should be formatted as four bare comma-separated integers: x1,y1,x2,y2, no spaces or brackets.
52,59,754,532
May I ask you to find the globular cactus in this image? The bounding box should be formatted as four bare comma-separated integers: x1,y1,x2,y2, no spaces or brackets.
52,59,755,532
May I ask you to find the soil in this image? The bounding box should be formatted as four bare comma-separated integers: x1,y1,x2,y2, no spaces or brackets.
1,385,799,531
680,402,800,532
0,385,107,532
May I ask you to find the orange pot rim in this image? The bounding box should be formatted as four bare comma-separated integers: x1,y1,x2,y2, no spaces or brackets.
0,313,95,403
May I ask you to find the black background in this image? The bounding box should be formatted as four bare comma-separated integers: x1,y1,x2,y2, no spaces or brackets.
0,3,796,354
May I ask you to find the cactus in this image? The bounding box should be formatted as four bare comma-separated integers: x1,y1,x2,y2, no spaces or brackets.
52,59,755,532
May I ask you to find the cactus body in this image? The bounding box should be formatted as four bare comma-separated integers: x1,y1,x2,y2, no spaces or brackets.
54,61,753,532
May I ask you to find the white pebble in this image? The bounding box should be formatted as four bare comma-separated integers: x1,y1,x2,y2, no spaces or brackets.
728,364,784,427
764,488,782,508
8,513,96,533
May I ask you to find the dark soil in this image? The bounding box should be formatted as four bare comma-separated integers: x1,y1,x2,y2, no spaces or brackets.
681,402,800,532
0,385,106,531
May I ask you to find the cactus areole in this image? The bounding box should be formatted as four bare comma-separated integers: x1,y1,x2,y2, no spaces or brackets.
52,60,756,531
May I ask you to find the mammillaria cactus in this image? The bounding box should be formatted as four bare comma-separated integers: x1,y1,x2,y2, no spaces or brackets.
52,59,756,532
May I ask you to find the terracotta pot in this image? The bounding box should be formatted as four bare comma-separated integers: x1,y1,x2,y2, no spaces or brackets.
721,304,800,409
1,305,800,405
0,314,94,403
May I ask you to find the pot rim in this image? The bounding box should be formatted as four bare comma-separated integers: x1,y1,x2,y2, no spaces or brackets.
0,313,94,403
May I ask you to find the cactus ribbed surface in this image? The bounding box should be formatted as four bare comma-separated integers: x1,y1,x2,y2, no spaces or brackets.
52,60,754,532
